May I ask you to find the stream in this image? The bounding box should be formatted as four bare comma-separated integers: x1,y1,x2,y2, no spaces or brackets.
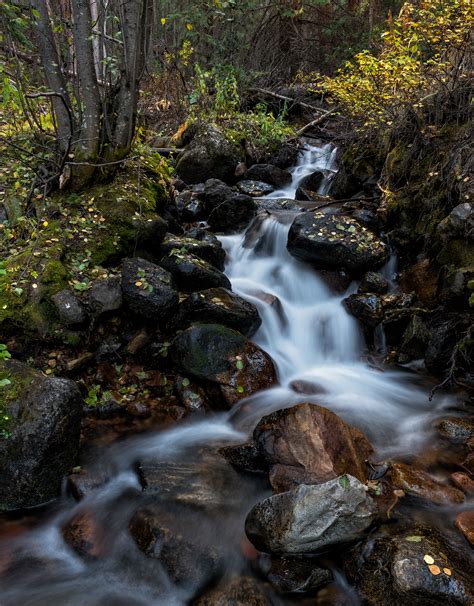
0,144,464,605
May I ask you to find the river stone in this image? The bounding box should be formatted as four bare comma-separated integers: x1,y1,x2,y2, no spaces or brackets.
390,462,464,505
345,530,474,605
399,315,431,359
51,288,87,326
173,288,261,337
237,180,274,197
159,251,231,292
343,293,383,328
121,258,178,322
287,211,387,274
253,403,373,493
245,476,377,555
88,278,123,314
175,190,206,221
297,170,325,193
176,124,244,184
261,555,333,594
201,178,235,212
170,324,277,407
195,576,272,606
0,360,83,510
208,194,257,234
436,417,474,445
159,234,226,270
219,441,267,474
455,511,474,545
246,164,291,187
358,271,389,294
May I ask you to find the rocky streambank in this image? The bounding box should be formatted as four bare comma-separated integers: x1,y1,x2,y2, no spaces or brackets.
0,123,472,605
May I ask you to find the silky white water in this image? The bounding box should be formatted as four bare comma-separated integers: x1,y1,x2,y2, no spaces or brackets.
0,143,458,606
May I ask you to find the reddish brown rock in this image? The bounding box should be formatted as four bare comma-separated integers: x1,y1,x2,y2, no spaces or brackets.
195,576,271,606
390,463,464,505
62,510,106,559
400,258,440,306
254,403,373,493
451,472,474,495
455,510,474,545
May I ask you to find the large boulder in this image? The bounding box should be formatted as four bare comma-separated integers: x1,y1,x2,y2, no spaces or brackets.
345,529,474,605
201,178,235,212
0,360,83,510
121,257,179,322
159,251,231,292
245,475,378,554
245,164,291,187
174,288,261,337
287,211,387,274
176,124,244,184
297,170,325,193
171,324,277,407
253,403,373,493
208,194,257,234
343,293,383,328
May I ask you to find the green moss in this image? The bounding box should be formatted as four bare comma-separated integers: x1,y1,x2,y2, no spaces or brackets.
0,362,36,437
437,241,474,268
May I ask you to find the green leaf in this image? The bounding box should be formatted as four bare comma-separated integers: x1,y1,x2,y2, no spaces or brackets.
182,377,190,387
0,378,11,387
236,360,244,370
405,535,423,542
338,475,350,490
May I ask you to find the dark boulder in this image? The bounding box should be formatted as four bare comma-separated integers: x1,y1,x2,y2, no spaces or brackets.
344,529,474,605
287,211,387,274
0,360,83,510
159,251,231,292
246,164,291,187
260,555,332,594
245,476,378,554
174,190,206,222
237,180,274,197
121,257,178,322
399,315,431,360
436,417,474,446
425,313,471,375
253,403,373,493
176,124,244,184
219,441,267,474
195,576,272,606
358,271,389,294
173,288,261,337
88,278,123,315
159,233,226,270
297,170,324,193
171,324,277,407
208,194,257,234
201,178,235,212
51,289,87,326
343,293,383,328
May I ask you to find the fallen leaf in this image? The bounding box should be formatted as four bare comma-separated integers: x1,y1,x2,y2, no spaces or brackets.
428,564,441,576
405,535,422,542
443,568,452,576
423,555,435,565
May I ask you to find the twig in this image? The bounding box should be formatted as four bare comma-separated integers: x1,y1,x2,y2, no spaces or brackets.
292,109,337,137
248,87,330,114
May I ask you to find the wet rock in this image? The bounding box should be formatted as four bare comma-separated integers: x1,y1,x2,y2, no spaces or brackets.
175,190,206,221
0,360,83,510
295,187,324,202
260,555,332,594
358,271,389,294
219,441,267,474
159,251,231,292
437,202,473,243
171,324,277,407
380,293,419,345
455,511,474,545
51,288,87,326
253,403,373,492
121,258,179,322
343,294,383,328
67,468,109,501
201,178,235,212
390,463,464,505
345,529,473,605
246,164,291,187
237,180,274,197
352,208,378,229
440,266,474,307
88,278,123,315
208,193,257,234
159,233,226,270
450,472,474,494
173,288,261,337
318,269,352,293
245,475,378,554
436,417,474,445
129,506,220,590
400,258,440,307
287,211,387,274
175,375,209,412
398,315,431,359
298,170,325,193
195,576,272,606
289,380,327,396
254,197,305,213
176,124,244,184
62,510,106,559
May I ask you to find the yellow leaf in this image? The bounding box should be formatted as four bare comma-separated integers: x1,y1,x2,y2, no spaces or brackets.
423,555,435,565
428,565,441,576
135,281,143,287
186,23,193,31
42,221,49,228
443,568,452,576
161,18,166,25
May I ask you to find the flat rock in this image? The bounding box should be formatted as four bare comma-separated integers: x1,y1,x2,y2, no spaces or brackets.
173,287,261,337
390,462,464,505
171,323,277,407
121,257,178,322
436,417,474,445
287,211,387,274
245,475,378,554
159,251,231,292
237,180,274,197
253,403,373,493
245,164,291,187
159,233,226,270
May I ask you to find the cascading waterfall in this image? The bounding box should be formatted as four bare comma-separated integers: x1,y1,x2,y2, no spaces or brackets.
0,143,458,605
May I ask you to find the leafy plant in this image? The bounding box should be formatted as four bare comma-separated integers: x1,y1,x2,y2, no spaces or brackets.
0,344,11,361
